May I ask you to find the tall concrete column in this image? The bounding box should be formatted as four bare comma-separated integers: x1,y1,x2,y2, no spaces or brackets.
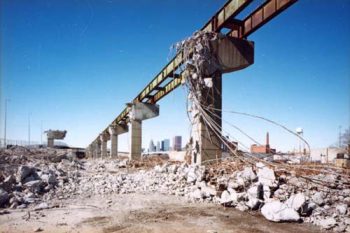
108,124,128,158
128,102,159,160
88,145,94,158
129,120,142,160
100,134,108,158
191,73,222,164
95,140,101,158
108,126,118,158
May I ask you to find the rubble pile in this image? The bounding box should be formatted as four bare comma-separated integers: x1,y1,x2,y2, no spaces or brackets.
0,147,82,210
1,147,349,232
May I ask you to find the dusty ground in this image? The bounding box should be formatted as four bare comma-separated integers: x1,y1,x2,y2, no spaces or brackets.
0,193,323,233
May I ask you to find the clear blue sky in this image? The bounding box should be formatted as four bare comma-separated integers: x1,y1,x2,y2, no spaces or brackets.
1,0,349,152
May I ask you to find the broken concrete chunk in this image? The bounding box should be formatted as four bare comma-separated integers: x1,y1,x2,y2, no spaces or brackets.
285,193,306,211
191,189,204,200
220,190,233,205
117,160,128,168
201,185,217,198
335,203,348,215
0,189,9,207
318,217,336,230
246,197,262,210
247,184,263,200
24,180,44,194
256,163,276,187
40,171,57,185
17,166,38,183
167,164,179,174
263,185,270,200
0,175,16,192
237,166,257,183
34,202,49,211
311,192,325,206
261,200,300,222
300,201,316,217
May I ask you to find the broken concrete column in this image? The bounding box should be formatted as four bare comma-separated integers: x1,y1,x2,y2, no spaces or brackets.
45,130,67,148
128,103,159,160
108,124,128,158
100,133,109,158
188,36,254,165
191,73,222,164
47,138,54,148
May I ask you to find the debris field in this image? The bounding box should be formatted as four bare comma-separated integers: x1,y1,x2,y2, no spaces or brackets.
0,147,349,232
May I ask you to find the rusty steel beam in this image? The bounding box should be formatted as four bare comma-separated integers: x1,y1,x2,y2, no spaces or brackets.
89,0,297,145
229,0,297,38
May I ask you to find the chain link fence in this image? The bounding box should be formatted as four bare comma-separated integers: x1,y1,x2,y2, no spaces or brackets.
0,138,41,148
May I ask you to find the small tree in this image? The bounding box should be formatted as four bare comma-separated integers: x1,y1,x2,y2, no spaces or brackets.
341,127,350,148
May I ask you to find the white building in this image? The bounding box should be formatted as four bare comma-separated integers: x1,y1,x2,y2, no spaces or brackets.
310,147,346,163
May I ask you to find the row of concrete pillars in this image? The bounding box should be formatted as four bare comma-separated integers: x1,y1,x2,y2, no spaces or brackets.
86,36,254,164
86,81,223,164
86,103,159,160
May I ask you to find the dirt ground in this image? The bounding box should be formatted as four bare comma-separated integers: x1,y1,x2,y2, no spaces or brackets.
0,193,323,233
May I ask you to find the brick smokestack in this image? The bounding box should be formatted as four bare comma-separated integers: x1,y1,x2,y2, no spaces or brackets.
266,132,270,153
266,132,270,146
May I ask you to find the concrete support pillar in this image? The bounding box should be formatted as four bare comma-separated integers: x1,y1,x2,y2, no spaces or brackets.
108,124,128,158
100,134,108,158
129,120,142,160
109,128,118,158
191,73,222,165
47,138,54,148
95,140,101,158
88,145,94,158
128,102,159,160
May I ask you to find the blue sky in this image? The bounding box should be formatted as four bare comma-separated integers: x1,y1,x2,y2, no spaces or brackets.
1,0,349,152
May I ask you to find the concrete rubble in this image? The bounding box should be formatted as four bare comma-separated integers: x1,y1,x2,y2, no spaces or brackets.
0,147,349,232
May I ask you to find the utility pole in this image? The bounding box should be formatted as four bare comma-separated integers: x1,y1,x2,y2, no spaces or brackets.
4,99,10,147
28,113,31,146
339,125,342,148
40,120,43,145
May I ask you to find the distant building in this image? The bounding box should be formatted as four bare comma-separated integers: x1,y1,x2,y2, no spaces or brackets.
173,136,182,151
251,132,276,154
156,141,161,152
310,147,347,163
149,140,155,152
161,139,170,151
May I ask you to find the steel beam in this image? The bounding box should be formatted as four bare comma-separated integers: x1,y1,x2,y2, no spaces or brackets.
229,0,297,38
